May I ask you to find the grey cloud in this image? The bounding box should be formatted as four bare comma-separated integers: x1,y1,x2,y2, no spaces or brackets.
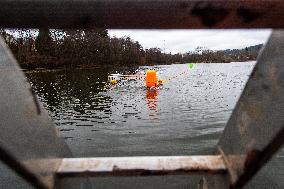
108,29,271,54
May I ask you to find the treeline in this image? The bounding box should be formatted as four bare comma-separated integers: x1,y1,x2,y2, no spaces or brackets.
0,29,262,70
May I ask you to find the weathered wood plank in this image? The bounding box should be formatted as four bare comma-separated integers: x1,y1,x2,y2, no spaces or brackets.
57,155,227,177
0,0,284,29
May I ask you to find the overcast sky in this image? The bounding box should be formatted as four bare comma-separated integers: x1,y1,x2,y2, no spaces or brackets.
108,29,271,54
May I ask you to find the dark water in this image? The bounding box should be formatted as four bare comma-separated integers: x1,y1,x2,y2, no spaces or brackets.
26,62,252,157
22,62,283,188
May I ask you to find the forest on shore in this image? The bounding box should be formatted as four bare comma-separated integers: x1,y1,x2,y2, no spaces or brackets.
0,29,262,70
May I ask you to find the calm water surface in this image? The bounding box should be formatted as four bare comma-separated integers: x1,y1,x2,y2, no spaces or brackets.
23,62,283,189
26,62,252,156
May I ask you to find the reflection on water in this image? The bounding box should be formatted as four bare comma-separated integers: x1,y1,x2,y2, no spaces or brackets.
24,62,284,189
146,89,158,118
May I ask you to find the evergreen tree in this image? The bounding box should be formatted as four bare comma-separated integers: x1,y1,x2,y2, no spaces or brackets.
35,29,52,55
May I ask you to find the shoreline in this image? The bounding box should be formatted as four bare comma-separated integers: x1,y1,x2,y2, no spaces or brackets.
22,61,256,73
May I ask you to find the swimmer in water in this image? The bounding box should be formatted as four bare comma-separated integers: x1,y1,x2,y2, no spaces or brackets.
158,79,164,86
148,79,164,91
149,86,157,91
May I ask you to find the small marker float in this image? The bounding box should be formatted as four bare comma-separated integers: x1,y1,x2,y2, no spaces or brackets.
110,79,117,85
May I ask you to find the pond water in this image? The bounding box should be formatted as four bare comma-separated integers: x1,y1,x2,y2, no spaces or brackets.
26,62,253,157
23,61,283,189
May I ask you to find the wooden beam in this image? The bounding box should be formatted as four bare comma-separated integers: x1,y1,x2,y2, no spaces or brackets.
0,0,284,29
57,155,227,177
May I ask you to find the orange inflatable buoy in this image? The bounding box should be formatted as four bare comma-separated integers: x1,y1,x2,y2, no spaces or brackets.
146,70,157,88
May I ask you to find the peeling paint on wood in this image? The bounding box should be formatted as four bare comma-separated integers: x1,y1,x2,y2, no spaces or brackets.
57,156,227,177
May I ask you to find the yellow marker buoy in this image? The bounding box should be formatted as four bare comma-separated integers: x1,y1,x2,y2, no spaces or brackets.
146,70,157,88
110,79,117,85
